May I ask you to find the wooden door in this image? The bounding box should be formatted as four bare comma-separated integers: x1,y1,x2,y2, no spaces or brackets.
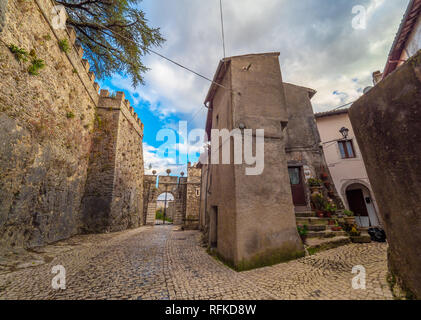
288,167,307,206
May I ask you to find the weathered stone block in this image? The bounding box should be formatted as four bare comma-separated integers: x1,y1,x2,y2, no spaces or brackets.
349,50,421,299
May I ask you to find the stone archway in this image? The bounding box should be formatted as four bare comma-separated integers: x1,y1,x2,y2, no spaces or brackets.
156,192,175,224
343,182,380,227
143,173,187,226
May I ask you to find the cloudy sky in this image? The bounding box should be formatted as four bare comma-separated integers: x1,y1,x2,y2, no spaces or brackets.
100,0,409,176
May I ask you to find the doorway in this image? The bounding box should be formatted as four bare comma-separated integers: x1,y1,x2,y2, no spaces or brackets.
288,167,307,207
346,184,380,227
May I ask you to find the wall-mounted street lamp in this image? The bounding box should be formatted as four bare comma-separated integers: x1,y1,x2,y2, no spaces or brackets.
152,170,157,176
166,169,171,176
180,172,185,177
339,127,350,140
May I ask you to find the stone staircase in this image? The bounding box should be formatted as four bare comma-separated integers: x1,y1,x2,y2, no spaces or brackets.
296,210,352,255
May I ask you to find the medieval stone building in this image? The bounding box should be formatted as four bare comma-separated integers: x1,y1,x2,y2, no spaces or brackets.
198,53,342,270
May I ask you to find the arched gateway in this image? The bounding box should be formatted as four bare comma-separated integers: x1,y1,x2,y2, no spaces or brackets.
142,164,201,228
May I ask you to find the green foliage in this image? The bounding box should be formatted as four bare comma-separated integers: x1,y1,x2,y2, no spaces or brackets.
28,58,46,75
325,203,337,215
311,193,327,211
60,0,165,87
8,44,29,62
344,210,354,217
308,178,323,187
58,39,70,53
155,209,172,223
297,225,308,237
66,111,75,119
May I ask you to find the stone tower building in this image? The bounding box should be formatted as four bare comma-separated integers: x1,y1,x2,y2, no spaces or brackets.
81,90,145,233
200,53,305,271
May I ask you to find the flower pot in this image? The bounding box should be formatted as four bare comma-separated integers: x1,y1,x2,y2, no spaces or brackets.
345,216,356,225
316,211,324,218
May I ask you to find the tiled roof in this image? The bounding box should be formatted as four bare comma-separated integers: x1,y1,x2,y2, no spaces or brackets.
314,108,349,119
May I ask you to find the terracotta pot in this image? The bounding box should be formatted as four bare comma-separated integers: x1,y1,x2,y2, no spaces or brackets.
345,217,356,225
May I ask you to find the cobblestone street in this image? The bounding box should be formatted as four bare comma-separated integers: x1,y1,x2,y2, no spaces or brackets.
0,226,393,300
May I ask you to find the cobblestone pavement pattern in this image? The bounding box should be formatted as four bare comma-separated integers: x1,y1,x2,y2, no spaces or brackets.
0,226,393,300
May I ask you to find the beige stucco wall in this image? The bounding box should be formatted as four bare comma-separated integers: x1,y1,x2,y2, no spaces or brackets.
398,15,421,66
206,53,304,270
315,112,381,226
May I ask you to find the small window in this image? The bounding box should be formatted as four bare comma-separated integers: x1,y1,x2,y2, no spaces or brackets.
196,188,200,197
338,140,356,159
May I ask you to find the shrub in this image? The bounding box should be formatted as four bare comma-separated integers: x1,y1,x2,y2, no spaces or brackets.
66,111,75,119
28,58,46,75
308,178,323,187
58,39,70,53
297,225,308,237
311,193,327,211
344,209,354,217
8,44,29,62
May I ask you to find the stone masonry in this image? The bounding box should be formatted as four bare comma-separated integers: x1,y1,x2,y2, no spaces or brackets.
143,164,202,228
201,53,305,271
81,90,144,233
349,50,421,299
0,0,144,248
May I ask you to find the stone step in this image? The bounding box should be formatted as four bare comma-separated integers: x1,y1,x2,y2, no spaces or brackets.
296,217,330,225
305,236,352,255
295,211,316,217
307,230,347,239
297,224,327,232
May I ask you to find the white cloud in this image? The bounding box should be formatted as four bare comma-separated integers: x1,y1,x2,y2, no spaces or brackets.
125,0,409,123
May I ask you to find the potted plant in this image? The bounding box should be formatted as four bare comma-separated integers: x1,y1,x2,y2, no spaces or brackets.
311,193,326,210
320,172,329,181
344,210,355,225
297,225,309,244
324,202,337,218
308,178,323,188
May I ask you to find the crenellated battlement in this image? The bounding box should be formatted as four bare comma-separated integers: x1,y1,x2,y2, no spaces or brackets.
98,90,144,137
0,0,146,247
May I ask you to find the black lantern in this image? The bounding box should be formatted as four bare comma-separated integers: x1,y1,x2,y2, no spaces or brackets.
339,127,349,139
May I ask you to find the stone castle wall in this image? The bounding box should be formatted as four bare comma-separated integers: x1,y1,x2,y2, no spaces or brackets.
185,164,201,229
0,0,144,247
82,91,144,233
